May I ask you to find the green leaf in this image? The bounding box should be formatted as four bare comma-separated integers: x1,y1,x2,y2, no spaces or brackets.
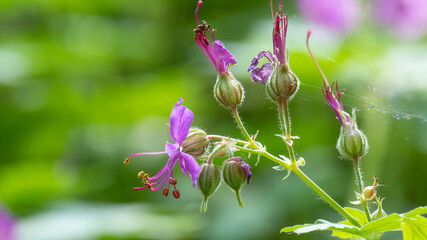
343,207,369,226
331,208,369,239
403,206,427,218
281,219,359,236
331,228,362,239
281,207,427,239
402,216,427,240
359,214,403,234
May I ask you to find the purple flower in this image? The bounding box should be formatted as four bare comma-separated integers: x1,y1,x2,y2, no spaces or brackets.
247,0,289,83
297,0,360,33
0,206,14,240
306,30,349,127
194,1,236,75
125,98,200,196
372,0,427,40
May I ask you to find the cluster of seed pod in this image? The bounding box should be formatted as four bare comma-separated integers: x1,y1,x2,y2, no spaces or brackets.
197,157,251,213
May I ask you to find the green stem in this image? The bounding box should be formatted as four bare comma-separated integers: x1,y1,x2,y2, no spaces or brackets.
208,129,361,226
293,167,362,227
278,100,297,165
231,139,361,226
231,106,256,147
233,145,291,169
278,99,288,136
235,191,245,207
207,135,248,146
354,157,372,222
279,99,361,227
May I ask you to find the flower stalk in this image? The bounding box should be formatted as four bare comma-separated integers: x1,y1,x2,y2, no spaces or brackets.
278,99,297,165
231,106,257,148
354,156,372,221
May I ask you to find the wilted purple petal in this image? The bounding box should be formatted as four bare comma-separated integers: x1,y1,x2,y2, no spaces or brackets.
180,152,200,187
298,0,360,33
213,40,237,66
169,98,194,144
241,160,252,184
248,51,275,71
322,82,349,126
250,63,273,84
372,0,427,40
0,206,14,240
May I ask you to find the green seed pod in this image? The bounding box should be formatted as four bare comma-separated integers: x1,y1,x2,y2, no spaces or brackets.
372,198,387,220
372,206,387,220
214,73,244,107
266,64,299,102
197,163,221,213
222,157,251,207
363,177,382,201
181,128,209,158
337,124,369,160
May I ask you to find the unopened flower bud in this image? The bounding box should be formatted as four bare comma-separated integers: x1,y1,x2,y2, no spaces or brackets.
337,124,368,160
214,146,227,157
181,128,209,158
372,205,387,220
372,198,387,220
197,163,221,213
222,157,252,207
214,73,244,107
266,64,299,102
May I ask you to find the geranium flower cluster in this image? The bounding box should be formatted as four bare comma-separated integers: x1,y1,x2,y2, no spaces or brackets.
121,1,427,239
124,0,366,213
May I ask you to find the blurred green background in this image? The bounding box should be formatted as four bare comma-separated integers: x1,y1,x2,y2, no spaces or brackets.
1,0,426,239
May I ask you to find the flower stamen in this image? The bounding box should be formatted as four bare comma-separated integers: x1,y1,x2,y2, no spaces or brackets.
172,189,181,199
195,0,203,25
163,188,169,197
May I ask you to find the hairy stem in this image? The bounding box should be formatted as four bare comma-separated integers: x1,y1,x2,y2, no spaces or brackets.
354,157,372,222
211,100,364,227
278,99,297,165
208,134,361,227
279,99,361,227
292,167,362,227
231,106,257,148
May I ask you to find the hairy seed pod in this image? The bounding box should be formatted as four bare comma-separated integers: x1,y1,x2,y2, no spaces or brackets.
372,204,387,220
214,73,244,107
266,64,299,102
337,125,368,160
222,157,251,207
197,163,221,213
181,128,209,158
